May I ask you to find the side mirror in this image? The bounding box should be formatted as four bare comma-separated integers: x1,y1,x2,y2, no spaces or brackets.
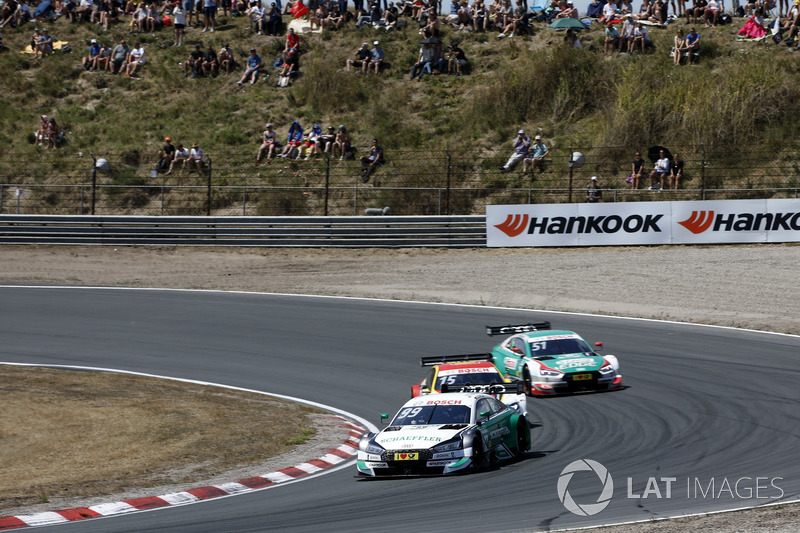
380,413,389,425
478,410,490,423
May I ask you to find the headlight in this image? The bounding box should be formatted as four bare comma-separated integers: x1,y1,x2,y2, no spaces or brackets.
599,364,615,375
364,441,385,455
432,439,463,453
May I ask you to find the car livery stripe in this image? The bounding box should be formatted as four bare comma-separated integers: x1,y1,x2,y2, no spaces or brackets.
0,414,366,531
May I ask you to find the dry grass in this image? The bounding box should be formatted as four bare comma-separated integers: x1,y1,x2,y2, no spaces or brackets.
0,366,321,510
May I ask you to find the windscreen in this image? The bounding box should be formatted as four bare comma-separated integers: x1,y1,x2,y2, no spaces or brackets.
435,372,501,390
529,338,592,356
391,404,472,426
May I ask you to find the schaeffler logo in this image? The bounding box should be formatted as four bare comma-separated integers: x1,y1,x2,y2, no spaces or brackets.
494,214,529,237
679,211,715,234
557,459,614,516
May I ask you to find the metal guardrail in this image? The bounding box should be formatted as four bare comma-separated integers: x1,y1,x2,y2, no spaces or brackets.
0,215,488,248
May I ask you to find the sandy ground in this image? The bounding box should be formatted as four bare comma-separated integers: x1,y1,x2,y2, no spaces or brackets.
1,243,798,531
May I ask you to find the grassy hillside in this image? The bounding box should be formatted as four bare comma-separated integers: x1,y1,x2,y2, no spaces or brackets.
1,12,800,214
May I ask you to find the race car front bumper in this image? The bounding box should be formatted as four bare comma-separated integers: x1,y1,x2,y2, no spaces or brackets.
531,374,622,396
356,449,473,477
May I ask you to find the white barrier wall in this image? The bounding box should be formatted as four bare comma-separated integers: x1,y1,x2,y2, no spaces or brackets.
486,199,800,247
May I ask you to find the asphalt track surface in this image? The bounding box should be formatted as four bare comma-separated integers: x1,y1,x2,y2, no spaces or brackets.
1,286,799,532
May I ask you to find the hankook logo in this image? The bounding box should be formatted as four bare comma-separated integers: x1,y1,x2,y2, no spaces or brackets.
494,214,529,237
678,211,715,234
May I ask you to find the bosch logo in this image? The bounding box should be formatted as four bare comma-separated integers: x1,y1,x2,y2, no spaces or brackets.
678,211,715,234
557,459,614,516
494,214,529,237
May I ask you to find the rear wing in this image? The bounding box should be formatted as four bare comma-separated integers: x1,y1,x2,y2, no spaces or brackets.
441,382,524,395
420,353,493,367
485,322,551,336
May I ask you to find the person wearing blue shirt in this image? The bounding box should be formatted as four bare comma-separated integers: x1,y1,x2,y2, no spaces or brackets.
237,47,261,85
82,38,101,70
369,41,385,74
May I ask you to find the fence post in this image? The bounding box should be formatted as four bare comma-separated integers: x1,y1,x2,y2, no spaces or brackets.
568,145,574,203
0,184,3,213
242,174,247,216
90,153,97,215
445,149,451,216
324,154,330,216
206,158,212,217
700,143,706,201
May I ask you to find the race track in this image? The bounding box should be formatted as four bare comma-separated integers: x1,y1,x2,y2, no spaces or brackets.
1,287,799,532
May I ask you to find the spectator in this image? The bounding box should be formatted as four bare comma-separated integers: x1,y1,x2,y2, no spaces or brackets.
201,44,218,76
319,126,336,155
82,38,101,70
124,41,145,77
604,22,620,54
649,149,670,190
34,27,53,59
218,42,235,74
673,0,686,16
346,42,371,73
184,43,203,78
93,42,112,71
266,2,282,34
369,40,385,74
95,0,114,30
381,2,398,29
620,13,636,51
522,135,549,175
35,115,49,146
447,41,467,74
310,2,328,29
188,142,207,171
360,138,385,182
158,136,176,171
686,0,706,23
277,48,298,86
631,22,648,52
172,3,186,46
248,0,267,34
564,27,582,47
499,129,531,173
202,0,217,32
704,0,719,26
601,0,617,22
299,124,321,160
285,27,299,52
585,176,602,202
109,39,130,73
131,2,147,33
1,0,19,29
686,26,700,62
670,153,684,189
629,150,645,189
278,120,303,158
333,124,350,160
237,47,261,85
144,3,160,34
184,0,197,28
220,0,231,18
256,123,278,163
672,27,688,64
471,0,488,31
648,0,667,23
166,143,190,174
410,42,435,80
45,117,62,149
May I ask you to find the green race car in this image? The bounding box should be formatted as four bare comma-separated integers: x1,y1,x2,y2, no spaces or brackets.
488,323,622,396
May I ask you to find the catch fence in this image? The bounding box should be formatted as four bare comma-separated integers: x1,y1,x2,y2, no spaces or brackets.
2,145,800,216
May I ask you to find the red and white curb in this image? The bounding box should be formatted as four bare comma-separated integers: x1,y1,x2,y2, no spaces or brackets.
0,416,365,530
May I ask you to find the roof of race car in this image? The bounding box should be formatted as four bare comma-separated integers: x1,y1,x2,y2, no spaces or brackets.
436,361,498,373
403,392,483,408
514,330,582,341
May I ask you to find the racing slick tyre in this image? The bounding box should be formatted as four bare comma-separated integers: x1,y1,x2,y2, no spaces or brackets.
513,419,528,458
522,366,533,396
471,439,489,472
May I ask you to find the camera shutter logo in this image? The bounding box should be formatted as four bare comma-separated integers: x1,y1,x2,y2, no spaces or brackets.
557,459,614,516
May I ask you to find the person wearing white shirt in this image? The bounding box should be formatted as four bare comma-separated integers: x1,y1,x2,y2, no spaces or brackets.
124,42,145,77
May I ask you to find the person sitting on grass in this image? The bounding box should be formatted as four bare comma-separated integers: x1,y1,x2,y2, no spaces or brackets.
82,38,101,70
218,43,235,74
360,138,385,182
237,47,261,85
33,28,53,59
92,42,112,71
202,44,218,77
256,123,278,163
123,41,145,77
346,42,372,73
166,143,190,174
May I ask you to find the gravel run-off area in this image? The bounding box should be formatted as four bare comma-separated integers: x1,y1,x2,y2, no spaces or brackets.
1,243,798,532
